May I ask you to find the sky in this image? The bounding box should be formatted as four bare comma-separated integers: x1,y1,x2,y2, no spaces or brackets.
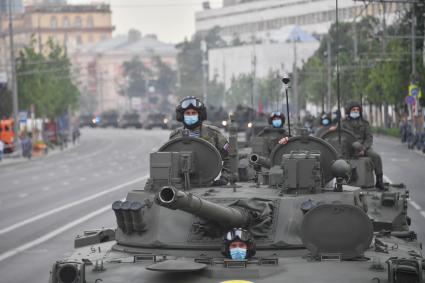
69,0,223,43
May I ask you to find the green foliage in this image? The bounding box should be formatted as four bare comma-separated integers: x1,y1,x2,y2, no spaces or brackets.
371,127,400,138
226,74,253,109
207,78,225,107
298,14,425,118
121,56,150,98
17,38,79,118
152,56,176,95
175,27,226,101
258,70,282,110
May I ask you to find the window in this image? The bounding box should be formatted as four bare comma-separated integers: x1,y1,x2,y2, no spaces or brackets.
63,17,69,28
75,16,82,28
87,16,94,28
88,34,93,42
50,16,57,29
76,35,82,44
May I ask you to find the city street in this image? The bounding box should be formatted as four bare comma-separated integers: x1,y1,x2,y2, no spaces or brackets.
0,129,424,283
0,128,170,283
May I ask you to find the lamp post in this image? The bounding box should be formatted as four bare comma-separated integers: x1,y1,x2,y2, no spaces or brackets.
201,39,208,104
8,0,19,144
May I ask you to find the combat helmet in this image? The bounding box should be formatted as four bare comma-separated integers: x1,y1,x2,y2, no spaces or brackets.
175,96,207,129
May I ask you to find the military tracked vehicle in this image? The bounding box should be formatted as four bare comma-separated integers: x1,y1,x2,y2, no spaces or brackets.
48,120,421,283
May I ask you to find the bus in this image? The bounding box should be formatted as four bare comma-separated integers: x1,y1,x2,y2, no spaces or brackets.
0,119,15,153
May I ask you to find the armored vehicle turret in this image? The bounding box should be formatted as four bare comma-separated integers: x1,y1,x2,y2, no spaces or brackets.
48,122,421,283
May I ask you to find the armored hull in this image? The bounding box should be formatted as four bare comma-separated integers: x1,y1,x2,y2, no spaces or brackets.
49,130,422,283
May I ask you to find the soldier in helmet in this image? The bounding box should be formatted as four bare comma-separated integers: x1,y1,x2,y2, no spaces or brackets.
170,96,231,186
262,111,288,154
223,228,256,260
332,101,385,190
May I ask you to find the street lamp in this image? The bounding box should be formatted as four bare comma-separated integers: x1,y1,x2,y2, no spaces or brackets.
201,39,208,104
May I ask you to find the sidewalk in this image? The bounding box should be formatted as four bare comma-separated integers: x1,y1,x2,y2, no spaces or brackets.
0,142,80,167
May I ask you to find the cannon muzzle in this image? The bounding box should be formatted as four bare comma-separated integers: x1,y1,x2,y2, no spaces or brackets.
156,186,249,229
249,154,271,169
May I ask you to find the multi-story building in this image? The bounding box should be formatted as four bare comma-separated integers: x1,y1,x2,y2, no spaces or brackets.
196,0,401,42
70,30,178,114
0,3,113,88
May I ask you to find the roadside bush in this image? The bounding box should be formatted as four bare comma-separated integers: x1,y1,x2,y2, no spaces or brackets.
371,127,400,138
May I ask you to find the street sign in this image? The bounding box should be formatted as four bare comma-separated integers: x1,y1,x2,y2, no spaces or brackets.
409,84,422,98
18,111,27,122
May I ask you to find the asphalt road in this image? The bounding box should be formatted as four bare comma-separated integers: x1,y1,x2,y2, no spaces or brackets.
374,135,425,245
0,128,170,283
0,130,424,283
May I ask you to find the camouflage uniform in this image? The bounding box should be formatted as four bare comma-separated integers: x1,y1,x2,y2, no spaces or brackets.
262,127,288,156
341,118,383,175
169,124,231,180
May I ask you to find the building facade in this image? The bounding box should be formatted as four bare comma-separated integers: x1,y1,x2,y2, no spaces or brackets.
196,0,402,42
70,31,178,114
0,3,113,89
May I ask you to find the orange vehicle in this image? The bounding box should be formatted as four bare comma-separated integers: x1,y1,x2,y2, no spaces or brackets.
0,119,15,153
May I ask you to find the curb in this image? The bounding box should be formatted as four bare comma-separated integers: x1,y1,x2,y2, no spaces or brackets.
0,142,81,167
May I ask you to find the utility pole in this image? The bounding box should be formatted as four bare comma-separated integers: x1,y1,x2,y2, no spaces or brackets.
411,3,417,78
222,57,226,108
201,39,208,104
251,46,257,116
326,39,332,112
8,0,19,143
292,40,299,121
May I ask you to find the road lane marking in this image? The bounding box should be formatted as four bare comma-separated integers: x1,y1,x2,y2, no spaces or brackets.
384,175,425,218
42,187,50,192
409,200,422,211
0,204,111,262
0,174,148,235
18,193,28,198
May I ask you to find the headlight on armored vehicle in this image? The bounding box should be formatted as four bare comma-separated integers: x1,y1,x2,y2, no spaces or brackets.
222,120,227,126
247,122,253,128
51,262,85,283
57,263,79,283
163,118,169,124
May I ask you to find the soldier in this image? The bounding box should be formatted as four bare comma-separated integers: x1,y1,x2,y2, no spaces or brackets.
332,101,385,190
223,228,256,260
170,96,231,185
262,111,288,154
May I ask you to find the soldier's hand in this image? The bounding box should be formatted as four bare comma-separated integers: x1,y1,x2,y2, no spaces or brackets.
278,137,289,145
329,126,337,131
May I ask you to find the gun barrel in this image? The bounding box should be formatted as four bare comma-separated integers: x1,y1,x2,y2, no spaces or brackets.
249,154,271,168
156,186,249,229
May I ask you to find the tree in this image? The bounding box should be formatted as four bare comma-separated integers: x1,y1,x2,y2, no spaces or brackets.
17,38,79,118
120,56,150,98
175,27,226,100
152,56,176,96
226,74,253,109
258,70,283,111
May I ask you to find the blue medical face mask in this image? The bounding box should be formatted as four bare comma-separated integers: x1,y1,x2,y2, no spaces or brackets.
272,119,282,128
230,247,247,260
350,112,360,119
184,114,199,126
322,118,330,126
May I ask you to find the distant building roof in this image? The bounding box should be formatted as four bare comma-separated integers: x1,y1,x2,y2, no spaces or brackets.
74,32,177,57
269,25,318,43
